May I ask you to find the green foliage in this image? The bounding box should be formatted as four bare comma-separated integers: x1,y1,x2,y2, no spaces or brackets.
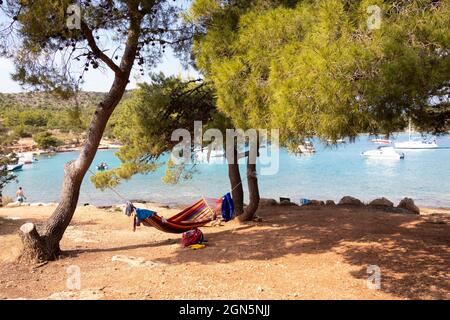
113,73,217,160
0,152,17,201
190,0,450,141
90,162,159,190
0,91,113,144
92,73,221,189
12,125,32,138
33,131,61,149
1,1,187,93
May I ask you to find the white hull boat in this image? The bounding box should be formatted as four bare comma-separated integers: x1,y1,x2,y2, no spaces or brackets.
394,120,438,149
361,147,405,160
371,139,392,145
394,140,438,149
17,152,38,164
194,147,225,164
298,141,316,154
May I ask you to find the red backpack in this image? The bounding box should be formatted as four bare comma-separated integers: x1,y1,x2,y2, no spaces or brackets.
181,229,204,247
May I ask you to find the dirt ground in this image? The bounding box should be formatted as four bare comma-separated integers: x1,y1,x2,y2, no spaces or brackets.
0,203,449,300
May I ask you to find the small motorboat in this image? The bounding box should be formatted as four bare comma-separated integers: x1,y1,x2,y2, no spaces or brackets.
17,152,39,164
194,147,226,164
298,141,316,154
96,163,109,171
371,138,392,145
361,146,405,160
7,163,24,172
327,139,346,144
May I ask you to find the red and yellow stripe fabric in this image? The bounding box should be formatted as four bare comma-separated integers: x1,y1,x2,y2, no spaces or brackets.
141,198,219,234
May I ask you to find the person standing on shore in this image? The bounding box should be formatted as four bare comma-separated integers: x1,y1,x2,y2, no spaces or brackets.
16,187,26,204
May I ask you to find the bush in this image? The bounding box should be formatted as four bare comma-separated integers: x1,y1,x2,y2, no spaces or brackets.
19,110,48,127
1,195,13,207
34,131,61,149
13,125,32,138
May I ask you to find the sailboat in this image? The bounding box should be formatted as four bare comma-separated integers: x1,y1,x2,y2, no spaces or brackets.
394,120,438,149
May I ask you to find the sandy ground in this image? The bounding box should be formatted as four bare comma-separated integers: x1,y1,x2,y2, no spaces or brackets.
0,203,449,300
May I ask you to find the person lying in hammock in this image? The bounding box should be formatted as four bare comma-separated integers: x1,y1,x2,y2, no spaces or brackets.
124,202,167,231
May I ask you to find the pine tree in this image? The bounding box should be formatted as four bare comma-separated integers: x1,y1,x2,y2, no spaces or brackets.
0,0,194,263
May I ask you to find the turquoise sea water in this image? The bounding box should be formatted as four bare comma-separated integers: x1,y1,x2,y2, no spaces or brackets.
4,133,450,207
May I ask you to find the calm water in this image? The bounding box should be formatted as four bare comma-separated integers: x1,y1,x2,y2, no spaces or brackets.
4,133,450,207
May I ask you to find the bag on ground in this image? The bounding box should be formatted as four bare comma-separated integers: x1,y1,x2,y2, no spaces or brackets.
181,229,204,247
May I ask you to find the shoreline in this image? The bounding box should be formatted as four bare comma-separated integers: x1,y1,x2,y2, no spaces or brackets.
2,199,450,215
4,137,122,155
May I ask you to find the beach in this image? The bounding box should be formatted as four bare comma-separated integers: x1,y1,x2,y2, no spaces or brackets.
1,203,449,300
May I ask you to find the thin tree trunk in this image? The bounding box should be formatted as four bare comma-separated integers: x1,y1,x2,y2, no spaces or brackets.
228,163,244,217
227,140,244,217
18,23,140,263
238,135,260,222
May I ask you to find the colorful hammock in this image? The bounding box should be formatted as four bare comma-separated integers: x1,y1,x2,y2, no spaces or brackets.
130,194,234,234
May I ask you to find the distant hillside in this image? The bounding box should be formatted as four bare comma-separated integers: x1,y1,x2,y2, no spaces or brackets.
0,91,125,111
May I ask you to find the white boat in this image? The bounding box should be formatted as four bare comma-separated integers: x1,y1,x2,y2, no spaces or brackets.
395,139,438,149
7,163,24,171
17,152,38,164
361,146,405,160
371,138,392,145
327,139,346,144
298,141,316,154
194,146,225,164
394,121,438,149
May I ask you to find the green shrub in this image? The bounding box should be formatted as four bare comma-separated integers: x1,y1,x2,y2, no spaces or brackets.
13,125,32,138
34,131,61,149
1,195,13,207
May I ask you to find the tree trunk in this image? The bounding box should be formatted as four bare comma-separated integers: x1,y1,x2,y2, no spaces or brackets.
238,136,260,222
18,38,139,263
228,144,244,217
228,163,244,217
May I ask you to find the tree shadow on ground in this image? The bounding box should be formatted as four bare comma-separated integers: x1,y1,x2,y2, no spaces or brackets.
65,238,179,257
135,206,449,299
0,216,98,237
0,216,41,236
4,205,448,299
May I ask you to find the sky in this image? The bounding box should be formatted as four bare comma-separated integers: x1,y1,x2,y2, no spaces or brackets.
0,0,197,93
0,48,199,93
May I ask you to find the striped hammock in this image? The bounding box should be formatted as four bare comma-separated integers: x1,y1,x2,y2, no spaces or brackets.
140,198,220,234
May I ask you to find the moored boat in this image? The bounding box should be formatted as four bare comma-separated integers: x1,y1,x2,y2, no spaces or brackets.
298,141,316,154
96,162,109,171
394,120,438,149
371,138,392,145
7,163,24,172
361,146,405,160
394,139,438,149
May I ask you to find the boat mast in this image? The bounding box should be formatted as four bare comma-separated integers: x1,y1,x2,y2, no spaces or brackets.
408,119,412,141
